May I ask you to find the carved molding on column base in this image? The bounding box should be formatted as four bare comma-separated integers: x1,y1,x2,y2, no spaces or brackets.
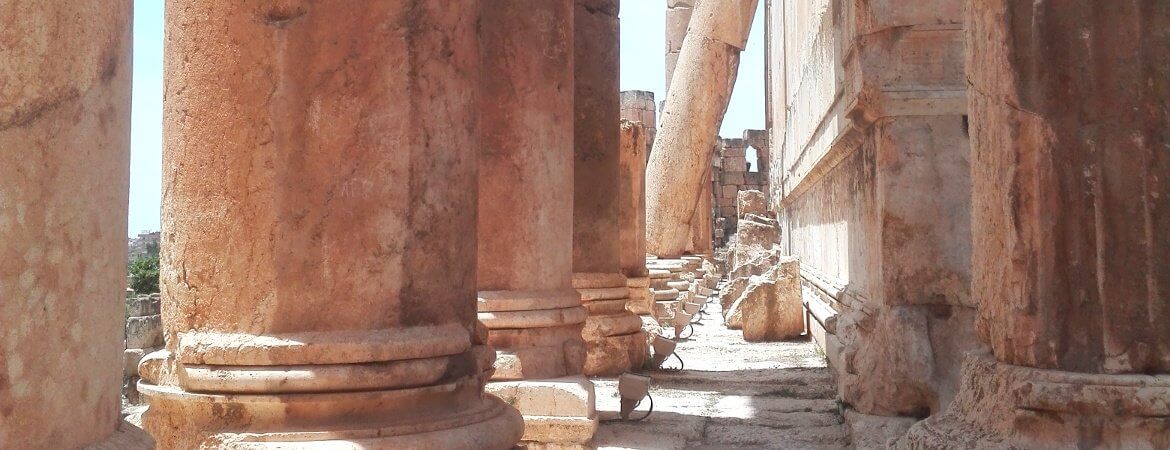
573,273,648,376
626,276,654,315
139,373,522,449
899,353,1170,449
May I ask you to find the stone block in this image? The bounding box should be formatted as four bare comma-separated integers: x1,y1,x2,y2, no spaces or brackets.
123,348,146,376
724,158,747,172
740,258,803,342
487,376,599,446
722,172,745,185
124,314,162,349
722,147,746,158
731,217,778,269
736,190,767,218
126,295,159,317
744,172,766,185
721,185,739,199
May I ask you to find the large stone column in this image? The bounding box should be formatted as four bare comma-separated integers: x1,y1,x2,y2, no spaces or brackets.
476,1,598,447
664,0,696,96
646,0,758,257
574,0,648,376
0,4,131,448
902,1,1170,447
138,2,523,448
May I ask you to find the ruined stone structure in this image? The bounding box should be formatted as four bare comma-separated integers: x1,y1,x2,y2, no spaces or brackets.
619,90,657,156
123,294,163,405
765,0,1169,446
901,1,1170,447
0,4,132,448
765,0,980,441
709,134,770,244
574,0,648,376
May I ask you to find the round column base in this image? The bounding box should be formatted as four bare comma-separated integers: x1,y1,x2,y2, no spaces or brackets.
573,273,648,376
900,353,1170,449
139,380,523,449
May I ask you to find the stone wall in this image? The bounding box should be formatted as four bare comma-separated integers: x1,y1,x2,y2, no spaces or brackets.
122,294,162,405
764,0,980,441
710,133,769,246
619,90,656,156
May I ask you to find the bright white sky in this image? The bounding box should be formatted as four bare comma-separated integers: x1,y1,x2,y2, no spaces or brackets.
126,1,765,235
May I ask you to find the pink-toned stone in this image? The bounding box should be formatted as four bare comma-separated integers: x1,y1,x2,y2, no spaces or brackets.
0,3,131,447
574,0,647,376
478,0,585,381
140,2,522,448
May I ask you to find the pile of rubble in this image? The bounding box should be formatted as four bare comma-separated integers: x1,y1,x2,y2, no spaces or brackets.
715,190,803,342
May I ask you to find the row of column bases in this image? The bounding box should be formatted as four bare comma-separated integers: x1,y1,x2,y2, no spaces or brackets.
0,1,716,449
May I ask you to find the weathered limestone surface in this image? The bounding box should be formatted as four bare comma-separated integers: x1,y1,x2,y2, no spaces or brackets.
736,190,767,218
478,3,597,446
618,119,653,317
766,0,980,438
646,0,759,257
725,258,802,342
619,90,656,155
140,2,522,448
0,3,132,448
574,0,647,376
731,214,779,270
901,1,1170,447
479,0,584,381
711,135,770,244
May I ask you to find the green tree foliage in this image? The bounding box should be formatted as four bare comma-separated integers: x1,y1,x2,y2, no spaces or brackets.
128,255,160,294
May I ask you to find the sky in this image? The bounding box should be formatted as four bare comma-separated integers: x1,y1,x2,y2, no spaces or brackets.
126,2,765,236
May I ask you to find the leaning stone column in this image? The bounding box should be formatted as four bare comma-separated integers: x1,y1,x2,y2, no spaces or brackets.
901,1,1170,447
0,4,131,448
664,0,697,96
690,161,716,254
138,2,523,448
476,1,598,447
574,0,648,376
646,0,759,257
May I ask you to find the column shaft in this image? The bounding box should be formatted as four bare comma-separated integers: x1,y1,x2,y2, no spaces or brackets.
574,0,648,376
619,120,653,316
140,2,522,447
0,4,132,447
477,2,598,446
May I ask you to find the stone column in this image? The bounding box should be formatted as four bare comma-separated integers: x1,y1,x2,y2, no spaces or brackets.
618,120,655,320
574,0,648,376
0,4,131,448
690,161,715,254
476,1,598,447
902,1,1170,447
664,0,697,96
646,0,759,257
138,2,523,448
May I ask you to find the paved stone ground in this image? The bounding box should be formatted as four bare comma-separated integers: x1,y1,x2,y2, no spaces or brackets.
593,293,849,449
